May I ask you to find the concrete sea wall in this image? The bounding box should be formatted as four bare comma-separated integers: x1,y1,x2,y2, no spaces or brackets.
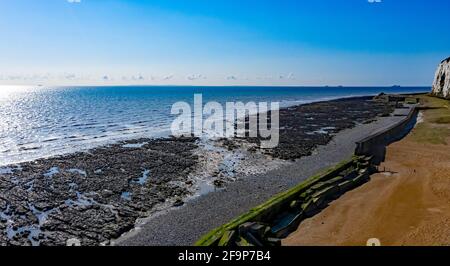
355,104,418,164
195,99,420,247
195,156,372,246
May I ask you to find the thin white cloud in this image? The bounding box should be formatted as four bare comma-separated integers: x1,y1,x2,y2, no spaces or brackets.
368,0,382,3
131,74,145,81
287,72,295,80
186,74,206,81
67,0,81,3
65,74,76,80
163,74,174,80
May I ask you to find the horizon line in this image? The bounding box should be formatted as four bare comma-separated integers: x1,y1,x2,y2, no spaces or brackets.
0,84,432,88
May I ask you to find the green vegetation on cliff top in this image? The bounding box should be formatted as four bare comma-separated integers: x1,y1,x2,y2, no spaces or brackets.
410,95,450,145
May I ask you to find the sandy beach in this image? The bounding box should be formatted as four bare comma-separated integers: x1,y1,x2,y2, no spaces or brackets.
283,95,450,246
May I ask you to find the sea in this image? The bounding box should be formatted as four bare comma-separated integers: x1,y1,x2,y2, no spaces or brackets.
0,86,428,166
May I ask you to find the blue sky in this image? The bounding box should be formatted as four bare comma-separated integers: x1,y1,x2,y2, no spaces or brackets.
1,0,449,86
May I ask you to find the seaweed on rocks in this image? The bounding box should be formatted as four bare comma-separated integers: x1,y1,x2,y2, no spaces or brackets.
0,137,198,246
224,97,396,161
0,97,395,246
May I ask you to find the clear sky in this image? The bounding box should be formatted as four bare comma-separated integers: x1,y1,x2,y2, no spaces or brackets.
1,0,449,86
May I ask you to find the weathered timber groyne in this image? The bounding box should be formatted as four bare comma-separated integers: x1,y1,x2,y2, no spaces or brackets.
195,96,420,247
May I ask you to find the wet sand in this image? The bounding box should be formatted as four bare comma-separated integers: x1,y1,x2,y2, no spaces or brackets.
283,96,450,246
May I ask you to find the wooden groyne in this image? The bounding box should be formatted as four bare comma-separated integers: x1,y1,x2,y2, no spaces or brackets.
195,97,420,247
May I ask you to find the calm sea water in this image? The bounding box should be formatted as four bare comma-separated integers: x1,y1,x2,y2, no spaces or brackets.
0,86,428,166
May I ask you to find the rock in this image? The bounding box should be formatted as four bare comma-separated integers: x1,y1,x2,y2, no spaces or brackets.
266,237,281,246
21,231,30,238
213,179,225,188
173,198,184,207
241,98,395,160
34,201,53,211
431,57,450,99
0,136,199,246
101,189,113,197
157,197,165,203
66,238,81,246
15,204,28,215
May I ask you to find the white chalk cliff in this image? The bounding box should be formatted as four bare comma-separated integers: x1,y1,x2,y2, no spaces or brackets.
431,57,450,99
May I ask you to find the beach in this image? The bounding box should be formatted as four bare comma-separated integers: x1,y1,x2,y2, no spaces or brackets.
2,0,450,256
0,94,416,246
283,95,450,246
0,89,434,245
116,105,409,246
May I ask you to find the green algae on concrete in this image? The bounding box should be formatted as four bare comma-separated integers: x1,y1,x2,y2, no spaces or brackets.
195,157,356,246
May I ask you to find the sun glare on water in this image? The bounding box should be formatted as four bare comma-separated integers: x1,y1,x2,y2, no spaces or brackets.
0,85,36,99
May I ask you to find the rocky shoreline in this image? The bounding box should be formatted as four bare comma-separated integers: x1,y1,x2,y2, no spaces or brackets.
0,137,199,246
0,96,396,246
224,96,395,160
